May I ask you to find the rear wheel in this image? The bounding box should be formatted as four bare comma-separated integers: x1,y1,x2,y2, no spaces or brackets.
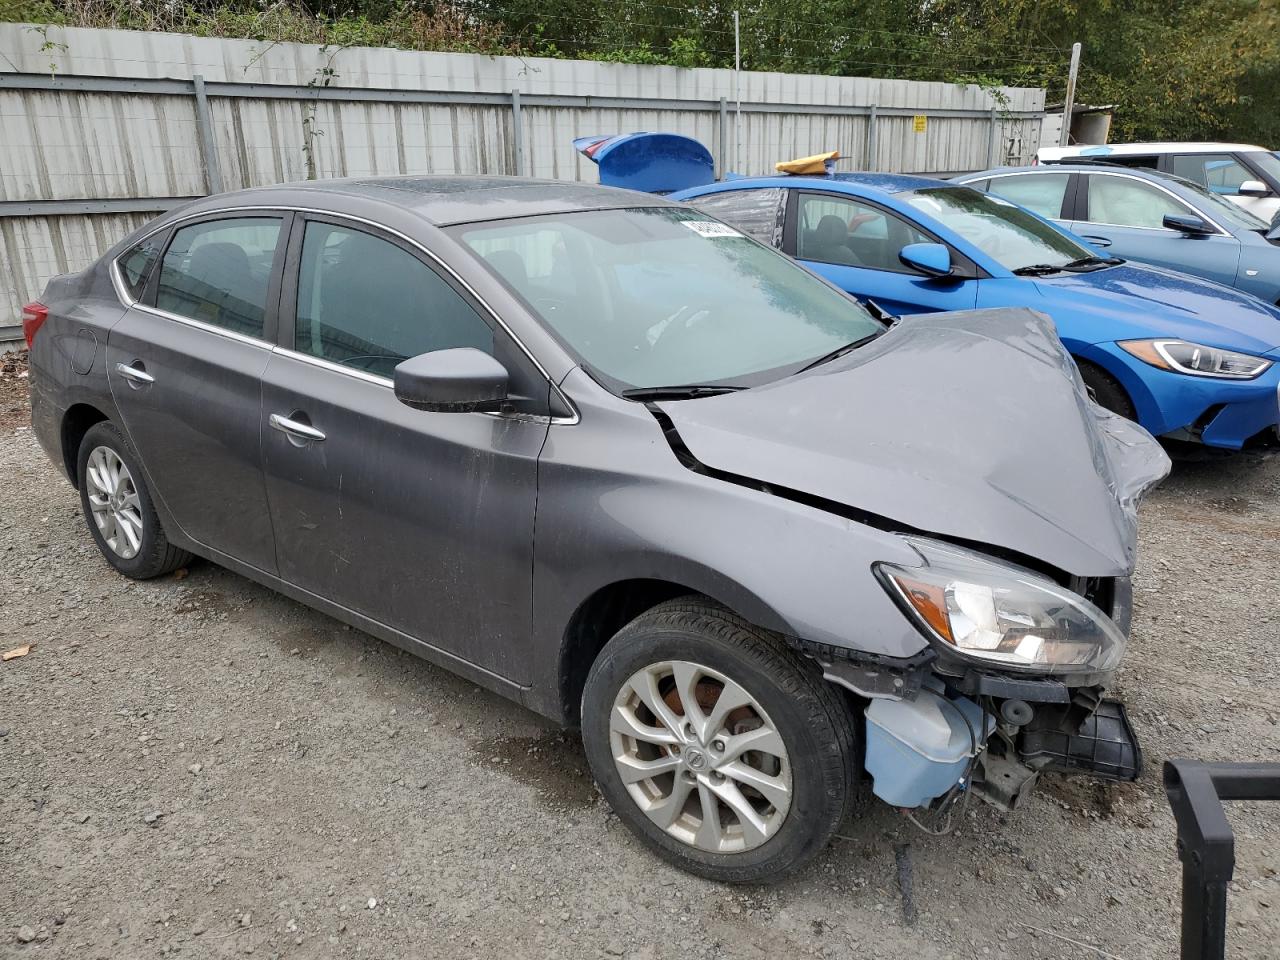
581,598,857,882
1076,358,1137,421
77,421,191,579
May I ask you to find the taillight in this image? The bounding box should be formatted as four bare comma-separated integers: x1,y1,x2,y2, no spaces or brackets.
21,302,48,348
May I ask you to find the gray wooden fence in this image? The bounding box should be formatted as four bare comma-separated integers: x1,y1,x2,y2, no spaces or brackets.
0,23,1046,322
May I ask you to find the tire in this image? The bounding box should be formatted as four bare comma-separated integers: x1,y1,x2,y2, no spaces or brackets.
1076,358,1137,421
581,598,858,883
76,421,191,579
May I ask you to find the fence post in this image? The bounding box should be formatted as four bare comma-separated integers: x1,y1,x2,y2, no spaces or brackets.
511,89,524,177
987,105,999,167
865,103,878,170
192,74,224,195
718,96,728,178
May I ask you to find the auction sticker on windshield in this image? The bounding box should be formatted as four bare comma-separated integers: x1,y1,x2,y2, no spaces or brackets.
681,220,741,238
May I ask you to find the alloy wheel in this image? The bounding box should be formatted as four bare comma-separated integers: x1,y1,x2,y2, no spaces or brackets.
609,659,792,853
85,445,143,560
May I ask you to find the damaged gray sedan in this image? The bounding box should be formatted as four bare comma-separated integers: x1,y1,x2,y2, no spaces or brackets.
25,177,1170,882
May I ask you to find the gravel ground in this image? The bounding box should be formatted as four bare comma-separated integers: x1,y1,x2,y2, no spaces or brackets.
2,357,1278,960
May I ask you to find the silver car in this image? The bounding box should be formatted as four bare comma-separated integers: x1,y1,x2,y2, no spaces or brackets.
25,176,1168,881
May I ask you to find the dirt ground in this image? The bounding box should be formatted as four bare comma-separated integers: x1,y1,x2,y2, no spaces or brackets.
2,353,1278,960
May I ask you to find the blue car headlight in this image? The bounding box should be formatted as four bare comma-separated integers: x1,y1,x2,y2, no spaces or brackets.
1118,338,1272,380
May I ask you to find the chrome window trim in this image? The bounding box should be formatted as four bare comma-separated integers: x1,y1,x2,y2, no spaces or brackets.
110,259,276,350
109,203,580,426
984,169,1231,237
267,345,576,425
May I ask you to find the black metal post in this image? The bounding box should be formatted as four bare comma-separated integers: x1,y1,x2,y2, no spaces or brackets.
1163,760,1280,960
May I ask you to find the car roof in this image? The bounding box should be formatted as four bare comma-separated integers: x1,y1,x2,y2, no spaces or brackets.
1039,142,1269,159
185,175,674,226
962,164,1207,192
705,171,953,196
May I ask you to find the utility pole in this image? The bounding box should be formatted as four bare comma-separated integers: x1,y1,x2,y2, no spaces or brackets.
734,10,741,174
1059,42,1081,147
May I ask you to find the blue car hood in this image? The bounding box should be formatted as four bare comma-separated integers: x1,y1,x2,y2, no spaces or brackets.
658,308,1171,578
1035,263,1280,354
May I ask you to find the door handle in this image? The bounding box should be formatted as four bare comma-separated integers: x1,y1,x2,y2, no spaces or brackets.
269,413,326,443
1079,235,1113,247
115,362,155,384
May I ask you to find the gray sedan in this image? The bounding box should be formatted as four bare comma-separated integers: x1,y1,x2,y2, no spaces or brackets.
25,176,1168,881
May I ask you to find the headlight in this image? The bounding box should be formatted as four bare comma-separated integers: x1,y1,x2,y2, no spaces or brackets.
875,539,1125,674
1118,339,1271,379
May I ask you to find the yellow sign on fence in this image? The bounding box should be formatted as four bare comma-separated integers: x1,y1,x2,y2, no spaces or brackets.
912,115,928,134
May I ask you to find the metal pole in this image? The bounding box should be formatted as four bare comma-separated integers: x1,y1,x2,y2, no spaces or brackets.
510,89,524,177
192,74,224,195
1059,42,1081,147
987,105,999,166
865,103,878,170
733,10,741,174
718,96,728,179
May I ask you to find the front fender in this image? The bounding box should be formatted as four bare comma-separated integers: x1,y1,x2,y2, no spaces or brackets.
527,377,930,717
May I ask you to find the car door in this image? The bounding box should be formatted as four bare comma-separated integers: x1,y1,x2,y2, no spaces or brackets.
260,215,551,682
1068,173,1241,287
785,191,978,316
105,212,287,573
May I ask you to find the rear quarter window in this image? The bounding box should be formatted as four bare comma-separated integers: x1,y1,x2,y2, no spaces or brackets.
117,234,165,300
687,188,786,247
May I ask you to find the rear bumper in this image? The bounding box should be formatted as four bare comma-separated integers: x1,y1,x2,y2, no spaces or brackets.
1086,342,1280,449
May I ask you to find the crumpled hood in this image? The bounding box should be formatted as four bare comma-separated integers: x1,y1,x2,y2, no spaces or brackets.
657,308,1171,577
1037,263,1280,354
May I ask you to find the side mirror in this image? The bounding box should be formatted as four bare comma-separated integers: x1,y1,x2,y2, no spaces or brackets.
1238,179,1271,198
393,348,509,413
1162,213,1215,235
898,242,953,278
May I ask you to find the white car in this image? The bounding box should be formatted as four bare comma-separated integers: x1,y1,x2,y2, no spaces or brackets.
1037,142,1280,222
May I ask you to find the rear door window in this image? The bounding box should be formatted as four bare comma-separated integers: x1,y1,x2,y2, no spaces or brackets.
293,221,494,378
1170,153,1254,196
985,173,1072,219
155,217,283,338
796,193,929,272
1084,175,1196,229
686,188,786,246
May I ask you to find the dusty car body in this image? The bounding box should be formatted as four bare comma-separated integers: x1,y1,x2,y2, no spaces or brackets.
25,176,1169,881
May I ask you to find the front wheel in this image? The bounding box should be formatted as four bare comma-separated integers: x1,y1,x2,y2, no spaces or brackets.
581,599,858,882
1076,358,1137,422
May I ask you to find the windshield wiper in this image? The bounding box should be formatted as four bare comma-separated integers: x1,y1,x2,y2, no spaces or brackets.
797,330,886,373
1061,254,1124,270
620,384,746,401
1014,255,1124,277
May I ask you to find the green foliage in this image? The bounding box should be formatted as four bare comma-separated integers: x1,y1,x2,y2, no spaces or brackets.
3,0,1277,145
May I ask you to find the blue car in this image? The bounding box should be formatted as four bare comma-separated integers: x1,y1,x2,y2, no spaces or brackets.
955,165,1280,305
672,174,1280,450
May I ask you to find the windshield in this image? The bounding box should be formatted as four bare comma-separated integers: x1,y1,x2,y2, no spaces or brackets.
454,207,883,392
1176,176,1270,230
904,186,1094,271
1245,150,1280,186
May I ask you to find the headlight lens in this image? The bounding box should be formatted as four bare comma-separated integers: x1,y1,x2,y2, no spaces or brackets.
1118,338,1271,379
876,539,1126,674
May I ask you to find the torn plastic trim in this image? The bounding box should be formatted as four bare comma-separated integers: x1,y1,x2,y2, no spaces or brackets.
645,404,1081,586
